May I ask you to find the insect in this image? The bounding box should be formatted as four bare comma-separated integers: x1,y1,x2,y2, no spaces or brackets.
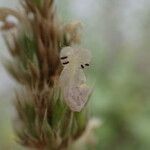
59,46,91,112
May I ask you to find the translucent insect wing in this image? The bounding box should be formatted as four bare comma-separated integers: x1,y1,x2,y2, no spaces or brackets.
75,48,92,66
64,84,91,112
59,64,86,89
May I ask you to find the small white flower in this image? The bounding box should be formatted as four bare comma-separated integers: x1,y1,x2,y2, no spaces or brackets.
6,15,19,25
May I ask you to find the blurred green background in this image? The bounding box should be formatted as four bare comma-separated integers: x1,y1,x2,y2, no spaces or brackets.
0,0,150,149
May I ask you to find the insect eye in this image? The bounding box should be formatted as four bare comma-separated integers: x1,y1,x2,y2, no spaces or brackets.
85,63,89,66
81,64,84,69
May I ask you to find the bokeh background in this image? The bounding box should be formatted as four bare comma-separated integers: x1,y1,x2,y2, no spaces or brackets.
0,0,150,149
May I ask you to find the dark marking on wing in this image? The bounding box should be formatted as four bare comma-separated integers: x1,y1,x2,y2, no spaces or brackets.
63,61,69,65
85,63,89,66
81,65,84,69
61,56,68,60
